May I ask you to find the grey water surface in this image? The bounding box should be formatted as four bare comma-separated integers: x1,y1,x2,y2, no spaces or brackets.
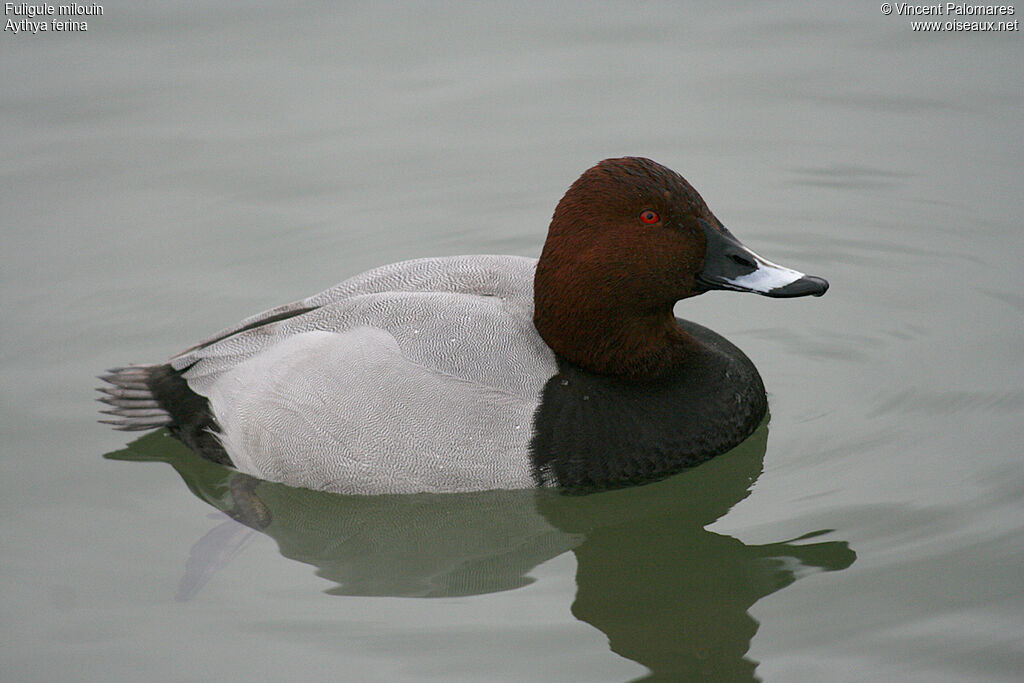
2,3,1022,681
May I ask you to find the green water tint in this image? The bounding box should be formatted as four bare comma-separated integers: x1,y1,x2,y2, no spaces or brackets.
107,419,854,681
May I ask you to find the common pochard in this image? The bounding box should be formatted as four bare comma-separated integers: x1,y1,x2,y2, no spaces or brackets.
100,157,827,494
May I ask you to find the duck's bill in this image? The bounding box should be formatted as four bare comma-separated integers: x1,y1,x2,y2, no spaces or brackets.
695,220,828,298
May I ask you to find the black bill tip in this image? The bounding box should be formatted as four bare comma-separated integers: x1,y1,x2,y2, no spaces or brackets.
765,275,829,298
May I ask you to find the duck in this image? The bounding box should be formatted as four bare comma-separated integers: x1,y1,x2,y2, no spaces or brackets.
99,157,827,494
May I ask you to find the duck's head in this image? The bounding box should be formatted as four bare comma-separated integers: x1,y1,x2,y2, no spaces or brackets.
534,157,828,377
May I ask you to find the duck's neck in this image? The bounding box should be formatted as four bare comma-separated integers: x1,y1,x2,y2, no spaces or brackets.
533,276,698,380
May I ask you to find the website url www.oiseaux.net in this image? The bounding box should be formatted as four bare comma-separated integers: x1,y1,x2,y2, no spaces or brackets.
911,18,1019,29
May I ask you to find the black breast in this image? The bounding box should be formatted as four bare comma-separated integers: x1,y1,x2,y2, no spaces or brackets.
529,319,767,492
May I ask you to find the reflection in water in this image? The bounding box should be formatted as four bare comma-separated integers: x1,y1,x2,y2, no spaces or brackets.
106,422,854,681
534,424,856,681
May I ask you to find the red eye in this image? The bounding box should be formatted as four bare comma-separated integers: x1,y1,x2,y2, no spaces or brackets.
639,209,660,224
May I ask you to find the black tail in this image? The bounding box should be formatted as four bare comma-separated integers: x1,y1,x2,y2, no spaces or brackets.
98,363,232,466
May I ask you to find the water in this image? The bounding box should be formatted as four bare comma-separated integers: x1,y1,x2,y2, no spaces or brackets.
3,3,1022,681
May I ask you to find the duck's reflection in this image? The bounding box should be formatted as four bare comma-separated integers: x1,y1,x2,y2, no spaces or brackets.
106,420,854,680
